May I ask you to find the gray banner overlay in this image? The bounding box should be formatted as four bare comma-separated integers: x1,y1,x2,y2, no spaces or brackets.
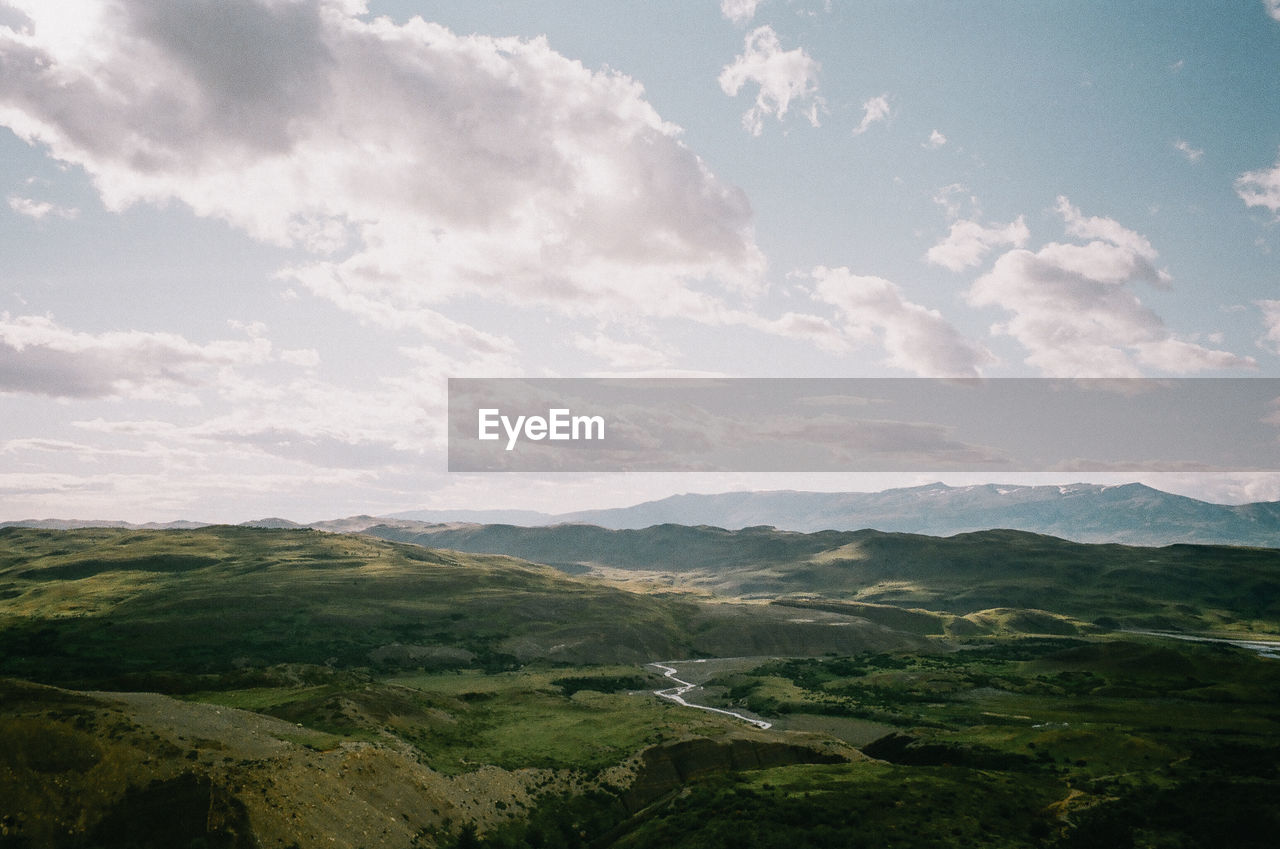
448,378,1280,473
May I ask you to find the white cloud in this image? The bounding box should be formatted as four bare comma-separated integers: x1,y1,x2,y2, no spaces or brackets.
1258,300,1280,354
721,0,765,24
7,194,78,219
1173,139,1203,163
1236,149,1280,213
1054,197,1162,266
0,0,765,333
0,313,270,399
73,347,454,470
279,348,321,368
968,199,1254,376
924,129,946,149
1267,1,1280,22
277,262,522,356
573,332,672,371
932,183,979,220
756,311,850,354
852,94,891,135
926,216,1029,272
810,266,994,377
719,25,823,136
0,464,374,522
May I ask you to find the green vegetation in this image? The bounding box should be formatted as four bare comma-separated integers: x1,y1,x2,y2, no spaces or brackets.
550,673,652,697
613,762,1061,849
372,523,1280,634
0,527,923,692
192,665,717,774
3,526,1280,847
423,637,1280,847
0,526,701,688
657,637,1280,848
449,788,628,849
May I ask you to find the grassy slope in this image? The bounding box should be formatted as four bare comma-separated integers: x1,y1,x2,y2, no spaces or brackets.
0,662,847,848
0,527,929,691
6,526,1280,848
0,673,610,849
186,665,731,776
0,526,702,687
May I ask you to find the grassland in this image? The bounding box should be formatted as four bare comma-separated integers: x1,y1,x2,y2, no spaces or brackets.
0,526,703,687
180,665,742,776
3,525,1280,847
0,526,922,691
604,636,1280,849
368,523,1280,634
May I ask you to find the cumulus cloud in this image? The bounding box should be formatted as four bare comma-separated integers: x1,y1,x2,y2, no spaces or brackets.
0,0,765,335
719,25,823,136
1173,139,1203,163
969,198,1254,376
1258,300,1280,354
852,94,891,135
924,129,946,149
1236,149,1280,213
1268,1,1280,22
1053,197,1168,283
7,195,78,220
721,0,765,24
0,314,270,399
926,216,1029,272
810,267,994,377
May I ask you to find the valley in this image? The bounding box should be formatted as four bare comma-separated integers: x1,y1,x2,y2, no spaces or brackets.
2,523,1279,847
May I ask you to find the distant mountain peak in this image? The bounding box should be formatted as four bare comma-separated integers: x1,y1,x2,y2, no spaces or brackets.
540,482,1279,546
240,517,303,529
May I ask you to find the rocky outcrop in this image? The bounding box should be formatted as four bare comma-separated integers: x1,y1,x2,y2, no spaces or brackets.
621,737,848,813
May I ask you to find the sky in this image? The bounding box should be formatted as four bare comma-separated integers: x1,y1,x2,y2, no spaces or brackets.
2,0,1280,522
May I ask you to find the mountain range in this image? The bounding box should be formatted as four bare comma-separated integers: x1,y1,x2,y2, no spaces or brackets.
8,482,1280,546
389,482,1280,547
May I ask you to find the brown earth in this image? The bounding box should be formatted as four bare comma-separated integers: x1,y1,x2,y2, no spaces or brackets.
1,677,854,848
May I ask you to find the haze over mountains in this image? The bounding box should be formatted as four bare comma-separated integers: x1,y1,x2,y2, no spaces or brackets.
7,482,1280,547
535,483,1280,546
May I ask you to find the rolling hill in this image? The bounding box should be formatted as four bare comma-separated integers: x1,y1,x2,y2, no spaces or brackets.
4,524,1280,848
0,526,921,690
362,522,1280,634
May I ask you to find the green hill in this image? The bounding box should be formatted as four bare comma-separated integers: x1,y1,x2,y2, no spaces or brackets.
363,523,1280,633
0,526,922,690
4,525,1280,848
0,526,697,688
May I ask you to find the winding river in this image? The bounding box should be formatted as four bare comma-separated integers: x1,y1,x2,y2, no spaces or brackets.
649,660,772,730
648,632,1279,730
1124,629,1280,659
